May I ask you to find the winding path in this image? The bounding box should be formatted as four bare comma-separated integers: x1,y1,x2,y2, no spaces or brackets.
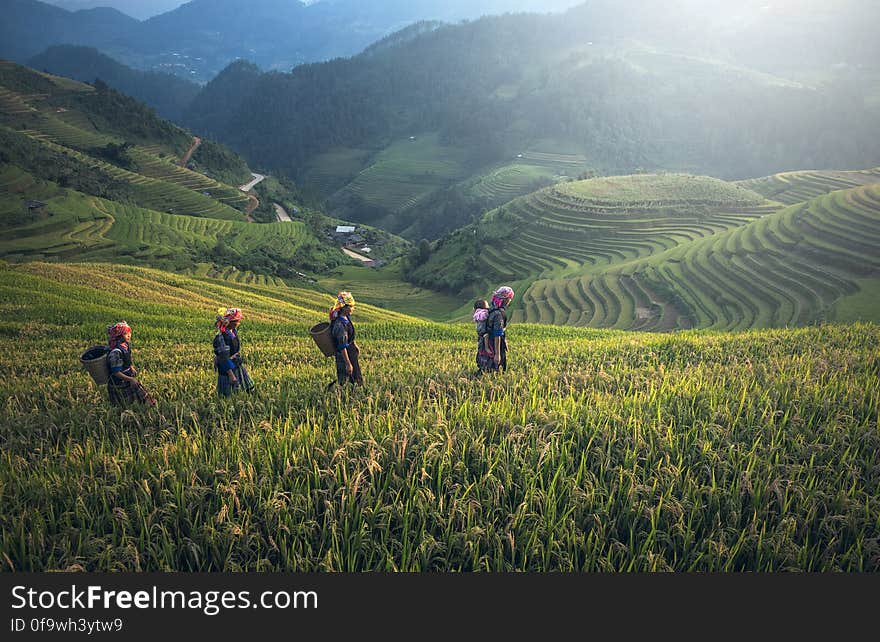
239,173,266,192
237,173,266,223
180,136,201,167
342,247,374,264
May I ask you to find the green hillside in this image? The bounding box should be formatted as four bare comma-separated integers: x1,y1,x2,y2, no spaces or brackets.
412,171,880,330
0,261,877,571
188,8,880,241
575,181,880,331
0,166,345,276
412,173,771,295
0,60,380,281
0,61,251,220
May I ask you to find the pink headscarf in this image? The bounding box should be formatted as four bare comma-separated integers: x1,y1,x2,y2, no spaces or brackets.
491,286,515,308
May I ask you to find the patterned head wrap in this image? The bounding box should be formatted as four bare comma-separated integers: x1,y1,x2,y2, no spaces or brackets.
107,320,131,347
329,291,356,320
107,320,132,339
492,286,515,308
216,307,243,328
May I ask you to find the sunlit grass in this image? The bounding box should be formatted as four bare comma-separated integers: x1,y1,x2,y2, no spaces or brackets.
0,263,877,571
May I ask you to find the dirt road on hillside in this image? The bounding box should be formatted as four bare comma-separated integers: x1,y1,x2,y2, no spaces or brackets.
180,136,201,167
274,203,292,222
239,173,266,192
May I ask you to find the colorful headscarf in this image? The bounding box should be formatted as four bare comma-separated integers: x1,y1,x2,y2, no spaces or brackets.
107,320,131,348
216,307,243,328
329,291,356,320
492,286,515,308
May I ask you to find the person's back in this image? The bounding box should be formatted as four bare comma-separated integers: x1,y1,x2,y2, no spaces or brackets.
486,286,515,372
106,320,155,406
329,291,363,387
213,307,253,397
473,298,493,372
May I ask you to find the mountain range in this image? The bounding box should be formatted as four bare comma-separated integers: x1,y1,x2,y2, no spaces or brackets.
2,0,583,82
172,2,880,239
43,0,184,20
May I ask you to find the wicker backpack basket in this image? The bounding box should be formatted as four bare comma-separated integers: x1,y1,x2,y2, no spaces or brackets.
309,322,336,357
81,345,110,385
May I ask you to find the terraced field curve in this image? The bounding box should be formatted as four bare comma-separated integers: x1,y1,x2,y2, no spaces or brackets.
513,183,880,330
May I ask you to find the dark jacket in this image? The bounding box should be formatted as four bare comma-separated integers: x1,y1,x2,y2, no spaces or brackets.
213,328,241,374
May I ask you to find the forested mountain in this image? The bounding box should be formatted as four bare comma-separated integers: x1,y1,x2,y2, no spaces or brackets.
44,1,183,20
180,61,261,140
0,0,138,62
180,2,880,239
28,45,199,122
2,0,582,82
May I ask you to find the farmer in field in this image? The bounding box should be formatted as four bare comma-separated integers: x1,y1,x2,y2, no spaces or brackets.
329,291,363,388
106,321,156,407
213,307,254,397
473,298,494,373
486,286,515,373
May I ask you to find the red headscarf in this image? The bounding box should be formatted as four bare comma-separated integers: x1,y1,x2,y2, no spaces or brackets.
107,320,131,348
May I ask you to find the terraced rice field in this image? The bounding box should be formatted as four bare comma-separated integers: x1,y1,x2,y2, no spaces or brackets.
300,147,373,195
1,261,878,571
332,134,470,213
0,87,39,116
515,183,880,331
737,168,880,205
0,84,249,219
468,163,565,203
0,168,311,265
479,174,768,284
19,137,245,220
128,148,250,210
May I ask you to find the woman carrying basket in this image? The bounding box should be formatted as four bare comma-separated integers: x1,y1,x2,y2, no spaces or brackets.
213,307,254,397
486,286,515,373
106,321,156,407
328,291,363,388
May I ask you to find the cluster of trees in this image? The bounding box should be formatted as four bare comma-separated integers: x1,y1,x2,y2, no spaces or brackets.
207,236,344,276
189,139,252,187
28,46,200,123
90,141,135,170
76,79,189,152
0,128,136,204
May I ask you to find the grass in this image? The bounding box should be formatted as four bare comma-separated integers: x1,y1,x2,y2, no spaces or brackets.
0,165,345,276
330,133,472,214
0,261,877,571
558,173,764,205
300,147,374,195
317,263,463,322
832,278,880,323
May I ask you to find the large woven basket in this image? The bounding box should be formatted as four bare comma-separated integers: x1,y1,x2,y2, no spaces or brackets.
309,322,336,357
81,345,110,385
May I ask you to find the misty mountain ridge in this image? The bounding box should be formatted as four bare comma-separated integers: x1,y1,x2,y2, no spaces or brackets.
2,0,584,82
43,0,185,20
28,45,200,122
173,3,879,241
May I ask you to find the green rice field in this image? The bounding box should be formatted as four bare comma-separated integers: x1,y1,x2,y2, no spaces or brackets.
0,261,877,571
